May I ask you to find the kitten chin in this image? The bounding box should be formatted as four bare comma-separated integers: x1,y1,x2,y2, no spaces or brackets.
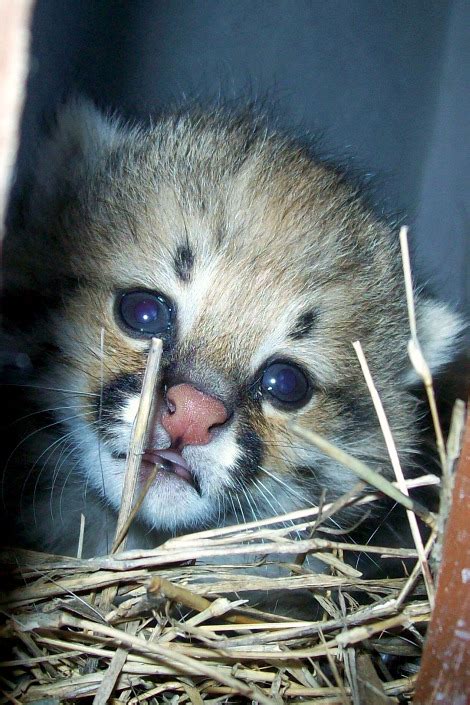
0,100,465,563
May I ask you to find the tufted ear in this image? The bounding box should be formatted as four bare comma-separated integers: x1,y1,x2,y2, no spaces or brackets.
403,297,465,386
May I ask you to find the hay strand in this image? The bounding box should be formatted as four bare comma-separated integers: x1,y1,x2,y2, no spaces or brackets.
399,226,448,473
287,423,435,528
112,337,163,554
352,339,435,607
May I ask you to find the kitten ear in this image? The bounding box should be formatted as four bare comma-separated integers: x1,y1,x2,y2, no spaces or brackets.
31,98,123,207
403,298,465,386
4,99,126,291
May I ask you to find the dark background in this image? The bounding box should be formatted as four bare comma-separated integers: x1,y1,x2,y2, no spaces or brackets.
15,0,469,310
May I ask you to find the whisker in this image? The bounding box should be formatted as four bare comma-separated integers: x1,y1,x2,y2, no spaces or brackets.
22,413,96,525
354,502,398,571
257,463,382,569
24,430,77,526
234,493,248,525
258,465,317,510
1,411,94,508
8,403,96,427
253,477,303,540
58,456,87,526
49,438,76,518
48,419,101,521
252,477,284,521
239,484,260,524
0,383,99,396
227,493,239,525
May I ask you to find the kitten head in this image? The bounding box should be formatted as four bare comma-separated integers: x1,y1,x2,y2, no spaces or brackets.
2,101,463,537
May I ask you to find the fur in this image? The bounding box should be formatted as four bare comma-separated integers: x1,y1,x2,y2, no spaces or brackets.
0,101,464,558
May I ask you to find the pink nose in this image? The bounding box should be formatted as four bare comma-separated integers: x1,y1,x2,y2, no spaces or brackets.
161,383,229,447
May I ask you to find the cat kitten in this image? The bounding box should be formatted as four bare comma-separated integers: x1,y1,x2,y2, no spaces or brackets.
0,101,463,558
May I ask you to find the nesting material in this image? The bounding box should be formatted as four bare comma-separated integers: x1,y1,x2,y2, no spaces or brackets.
0,231,466,704
0,420,461,705
0,498,435,705
0,439,464,705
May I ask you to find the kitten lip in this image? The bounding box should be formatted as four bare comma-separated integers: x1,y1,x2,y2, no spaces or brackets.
111,449,201,494
141,448,201,494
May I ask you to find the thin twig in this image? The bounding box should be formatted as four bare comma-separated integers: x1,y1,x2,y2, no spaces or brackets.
148,576,256,625
97,338,162,697
112,337,163,554
433,398,466,567
399,226,447,472
76,513,85,560
288,423,436,528
353,340,435,607
112,462,161,552
56,613,276,705
396,532,436,609
446,399,466,466
92,621,138,705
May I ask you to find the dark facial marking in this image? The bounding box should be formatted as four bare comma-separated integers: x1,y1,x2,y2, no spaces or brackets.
173,244,195,282
234,425,264,484
98,373,142,423
289,309,319,341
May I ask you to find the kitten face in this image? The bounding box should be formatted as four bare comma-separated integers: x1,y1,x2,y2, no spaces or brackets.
1,102,462,550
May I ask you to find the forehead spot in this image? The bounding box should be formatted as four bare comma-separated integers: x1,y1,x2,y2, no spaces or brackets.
289,308,319,341
173,244,195,282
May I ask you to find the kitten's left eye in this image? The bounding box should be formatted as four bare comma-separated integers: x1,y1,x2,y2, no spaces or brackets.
261,360,312,409
117,290,174,337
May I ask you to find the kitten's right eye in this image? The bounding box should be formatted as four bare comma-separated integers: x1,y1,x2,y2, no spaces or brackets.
117,290,174,337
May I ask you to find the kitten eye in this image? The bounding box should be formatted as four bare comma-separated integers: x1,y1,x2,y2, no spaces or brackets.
117,290,173,337
261,360,312,408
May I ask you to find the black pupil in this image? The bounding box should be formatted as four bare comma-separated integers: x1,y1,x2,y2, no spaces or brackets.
133,299,159,325
261,362,309,405
119,292,172,335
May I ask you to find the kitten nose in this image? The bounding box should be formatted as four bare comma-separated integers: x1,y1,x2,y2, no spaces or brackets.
161,383,229,447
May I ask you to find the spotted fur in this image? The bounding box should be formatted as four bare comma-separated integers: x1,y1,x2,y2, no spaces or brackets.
1,101,463,557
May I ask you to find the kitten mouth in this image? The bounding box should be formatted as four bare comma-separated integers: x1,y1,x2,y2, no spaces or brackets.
141,448,201,494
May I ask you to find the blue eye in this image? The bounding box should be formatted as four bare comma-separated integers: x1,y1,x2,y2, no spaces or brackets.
117,291,173,337
261,361,312,408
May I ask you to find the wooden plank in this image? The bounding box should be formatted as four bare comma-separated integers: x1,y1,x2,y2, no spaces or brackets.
414,410,470,705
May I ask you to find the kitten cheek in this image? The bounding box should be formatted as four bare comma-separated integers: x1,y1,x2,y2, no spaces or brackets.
119,394,141,426
258,412,312,475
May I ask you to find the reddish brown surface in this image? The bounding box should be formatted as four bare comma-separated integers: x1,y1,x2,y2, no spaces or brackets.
414,413,470,705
